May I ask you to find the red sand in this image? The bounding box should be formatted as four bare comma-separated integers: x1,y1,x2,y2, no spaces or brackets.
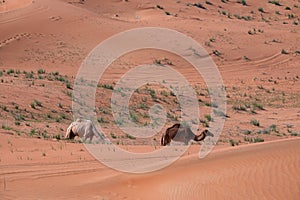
0,0,300,199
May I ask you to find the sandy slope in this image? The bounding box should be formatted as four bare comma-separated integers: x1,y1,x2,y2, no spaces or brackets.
0,0,300,199
0,135,299,199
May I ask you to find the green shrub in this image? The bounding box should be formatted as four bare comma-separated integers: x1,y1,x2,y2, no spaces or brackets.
156,5,164,9
243,130,251,135
54,134,61,140
253,137,264,143
281,49,288,54
269,124,277,132
126,134,136,140
229,139,238,146
30,102,36,109
110,133,117,139
258,7,265,13
25,71,34,79
7,69,14,75
29,129,36,137
34,100,42,107
268,0,281,6
290,132,298,136
250,119,260,126
206,1,213,5
253,102,264,110
66,81,72,89
37,69,45,74
237,0,247,6
2,124,12,130
1,105,8,112
205,114,213,122
232,104,247,111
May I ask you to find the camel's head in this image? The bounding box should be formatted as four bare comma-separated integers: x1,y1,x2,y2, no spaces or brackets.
203,129,214,137
65,125,78,139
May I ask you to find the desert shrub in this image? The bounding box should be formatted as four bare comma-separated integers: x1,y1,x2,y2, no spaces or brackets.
253,137,264,143
66,81,72,89
167,112,178,122
229,139,238,146
126,134,136,140
52,71,59,76
160,90,169,97
7,69,14,75
269,124,277,132
34,100,42,107
281,49,288,54
244,136,264,143
110,133,117,139
253,102,264,110
55,76,65,82
261,129,270,134
206,1,213,5
213,50,221,56
288,14,295,19
54,134,61,140
243,129,252,135
58,103,63,108
130,112,138,123
25,71,34,79
232,104,247,111
2,124,12,130
290,132,298,136
268,0,281,6
13,114,25,121
205,114,213,122
37,69,45,74
30,102,36,109
29,129,36,137
149,89,156,99
248,29,256,35
97,117,108,123
250,119,260,126
193,3,206,9
1,105,8,112
98,83,113,90
258,7,265,13
156,5,164,9
237,0,247,6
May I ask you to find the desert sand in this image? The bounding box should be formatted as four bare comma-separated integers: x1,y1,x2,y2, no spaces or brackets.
0,0,299,199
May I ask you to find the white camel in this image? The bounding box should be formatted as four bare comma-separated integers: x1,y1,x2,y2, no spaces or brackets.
65,119,110,143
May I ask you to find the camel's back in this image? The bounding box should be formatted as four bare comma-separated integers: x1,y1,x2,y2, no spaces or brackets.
75,119,93,134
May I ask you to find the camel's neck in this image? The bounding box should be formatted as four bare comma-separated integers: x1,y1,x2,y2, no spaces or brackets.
195,132,206,141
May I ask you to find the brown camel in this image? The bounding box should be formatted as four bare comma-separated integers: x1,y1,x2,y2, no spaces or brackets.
161,123,213,146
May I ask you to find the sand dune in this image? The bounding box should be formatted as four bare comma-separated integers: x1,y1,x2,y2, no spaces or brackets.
1,136,299,199
0,0,300,199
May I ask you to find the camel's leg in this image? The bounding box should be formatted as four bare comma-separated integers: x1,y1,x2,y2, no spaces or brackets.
89,133,93,143
82,131,89,143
